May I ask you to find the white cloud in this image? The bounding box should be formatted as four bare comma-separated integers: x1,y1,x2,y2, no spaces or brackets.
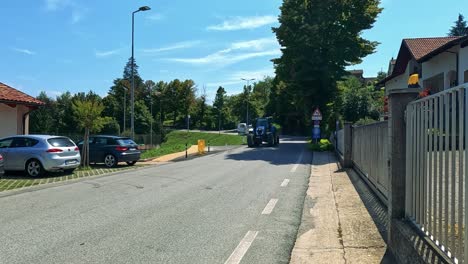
170,50,280,65
207,16,277,31
146,13,164,21
95,48,121,58
142,41,201,54
229,68,274,81
71,10,83,24
206,80,245,87
45,0,71,11
13,48,36,55
167,37,280,66
45,0,86,24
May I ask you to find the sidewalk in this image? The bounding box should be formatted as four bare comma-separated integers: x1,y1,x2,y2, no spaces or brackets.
290,152,395,264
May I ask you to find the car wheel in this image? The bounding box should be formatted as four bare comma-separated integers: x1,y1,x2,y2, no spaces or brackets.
126,161,137,166
104,154,117,168
26,159,44,177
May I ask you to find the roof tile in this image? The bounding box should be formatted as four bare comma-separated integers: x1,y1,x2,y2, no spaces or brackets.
404,37,461,60
0,82,45,105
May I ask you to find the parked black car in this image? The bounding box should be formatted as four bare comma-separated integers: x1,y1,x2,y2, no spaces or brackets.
78,136,141,168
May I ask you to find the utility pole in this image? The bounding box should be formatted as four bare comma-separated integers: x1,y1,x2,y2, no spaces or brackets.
241,78,255,125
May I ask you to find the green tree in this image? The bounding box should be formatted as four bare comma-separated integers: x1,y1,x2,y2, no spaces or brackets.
448,14,468,36
213,86,226,131
72,94,111,167
29,92,56,134
272,0,382,133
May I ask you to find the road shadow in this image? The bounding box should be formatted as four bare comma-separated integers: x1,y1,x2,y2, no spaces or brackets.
224,137,311,166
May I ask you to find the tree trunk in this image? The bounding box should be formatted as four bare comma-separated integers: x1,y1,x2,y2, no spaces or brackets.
82,128,90,167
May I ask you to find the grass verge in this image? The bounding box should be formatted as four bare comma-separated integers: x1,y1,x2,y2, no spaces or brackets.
141,131,244,159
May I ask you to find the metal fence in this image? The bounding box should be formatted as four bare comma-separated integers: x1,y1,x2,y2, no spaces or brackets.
336,129,344,156
351,121,389,199
406,84,467,263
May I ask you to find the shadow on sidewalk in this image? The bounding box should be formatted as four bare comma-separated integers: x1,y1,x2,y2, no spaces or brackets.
345,168,398,263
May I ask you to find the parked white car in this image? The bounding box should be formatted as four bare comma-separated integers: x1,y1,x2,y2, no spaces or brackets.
237,123,247,135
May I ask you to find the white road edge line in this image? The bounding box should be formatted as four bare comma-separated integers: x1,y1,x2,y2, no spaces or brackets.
281,179,290,187
290,150,304,173
224,231,259,264
261,198,279,215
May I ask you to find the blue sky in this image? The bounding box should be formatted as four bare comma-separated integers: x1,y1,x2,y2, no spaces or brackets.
1,0,467,102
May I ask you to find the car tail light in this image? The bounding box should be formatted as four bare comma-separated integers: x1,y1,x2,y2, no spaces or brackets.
74,147,79,151
0,154,3,161
116,146,128,152
47,148,63,153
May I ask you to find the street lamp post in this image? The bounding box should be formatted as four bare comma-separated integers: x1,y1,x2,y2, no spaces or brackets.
131,6,151,140
241,78,255,125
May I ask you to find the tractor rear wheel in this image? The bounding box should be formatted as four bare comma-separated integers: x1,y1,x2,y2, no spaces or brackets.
267,134,274,147
247,135,254,147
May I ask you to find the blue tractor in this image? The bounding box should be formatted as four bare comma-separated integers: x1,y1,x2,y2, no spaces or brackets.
247,117,280,147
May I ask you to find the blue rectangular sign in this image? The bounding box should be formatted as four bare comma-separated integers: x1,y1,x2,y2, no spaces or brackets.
312,127,321,139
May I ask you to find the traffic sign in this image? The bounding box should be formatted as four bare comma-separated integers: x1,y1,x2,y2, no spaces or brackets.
312,108,322,121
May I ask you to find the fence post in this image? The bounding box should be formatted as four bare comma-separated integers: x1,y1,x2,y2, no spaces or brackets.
343,122,353,168
387,88,420,251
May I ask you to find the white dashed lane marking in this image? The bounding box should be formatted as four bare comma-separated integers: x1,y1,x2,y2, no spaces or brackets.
280,179,290,187
224,231,259,264
261,199,278,215
290,150,304,173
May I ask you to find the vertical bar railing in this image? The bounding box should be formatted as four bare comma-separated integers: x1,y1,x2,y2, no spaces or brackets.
406,84,467,263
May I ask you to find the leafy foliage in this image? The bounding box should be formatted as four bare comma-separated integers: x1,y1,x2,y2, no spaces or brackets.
72,93,112,167
270,0,382,134
448,14,468,36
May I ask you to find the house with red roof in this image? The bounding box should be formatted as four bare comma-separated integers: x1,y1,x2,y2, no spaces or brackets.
379,36,468,93
0,82,45,138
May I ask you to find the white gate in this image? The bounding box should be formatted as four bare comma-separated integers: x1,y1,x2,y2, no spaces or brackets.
406,84,467,263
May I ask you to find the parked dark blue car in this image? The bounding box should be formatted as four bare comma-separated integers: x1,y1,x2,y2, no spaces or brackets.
0,153,4,176
78,136,141,168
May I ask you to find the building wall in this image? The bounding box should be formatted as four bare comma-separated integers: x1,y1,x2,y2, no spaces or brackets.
0,104,31,138
421,48,458,90
459,45,468,83
16,105,30,135
0,103,18,138
385,63,410,93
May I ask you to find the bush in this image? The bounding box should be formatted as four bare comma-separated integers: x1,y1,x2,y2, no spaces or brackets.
308,139,334,152
354,117,378,126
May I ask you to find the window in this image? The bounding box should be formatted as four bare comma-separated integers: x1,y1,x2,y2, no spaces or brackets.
10,138,39,148
117,138,136,146
47,137,75,147
95,137,108,145
464,70,468,83
0,138,13,148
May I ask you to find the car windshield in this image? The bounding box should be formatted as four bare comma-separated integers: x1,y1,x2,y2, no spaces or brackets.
256,119,268,127
117,138,137,146
47,137,75,147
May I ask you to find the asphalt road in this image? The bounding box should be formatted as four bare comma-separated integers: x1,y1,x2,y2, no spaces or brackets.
0,137,311,264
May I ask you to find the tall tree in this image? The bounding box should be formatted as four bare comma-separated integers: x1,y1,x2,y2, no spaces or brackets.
272,0,382,133
213,87,226,131
29,92,56,134
448,14,468,36
72,94,111,167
